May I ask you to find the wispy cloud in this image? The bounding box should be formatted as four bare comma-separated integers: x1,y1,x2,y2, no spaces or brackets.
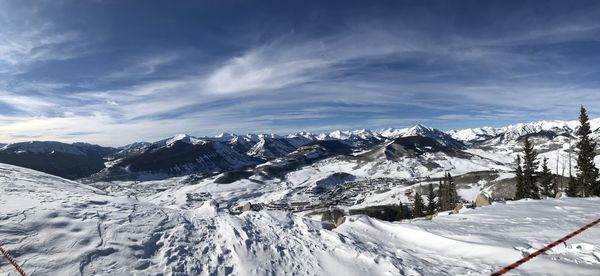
1,1,600,145
106,52,182,80
0,27,86,74
0,90,56,114
203,27,423,94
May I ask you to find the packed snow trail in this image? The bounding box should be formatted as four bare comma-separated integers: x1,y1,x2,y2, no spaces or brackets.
1,163,600,275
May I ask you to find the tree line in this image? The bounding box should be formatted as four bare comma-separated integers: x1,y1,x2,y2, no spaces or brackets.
411,172,458,218
515,106,600,199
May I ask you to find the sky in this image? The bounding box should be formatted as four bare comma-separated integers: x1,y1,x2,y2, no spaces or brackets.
1,0,600,146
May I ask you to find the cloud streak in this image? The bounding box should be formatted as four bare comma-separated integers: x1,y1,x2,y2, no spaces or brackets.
1,1,600,145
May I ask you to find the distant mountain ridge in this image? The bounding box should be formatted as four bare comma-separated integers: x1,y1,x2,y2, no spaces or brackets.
0,142,116,179
1,118,598,181
448,119,600,146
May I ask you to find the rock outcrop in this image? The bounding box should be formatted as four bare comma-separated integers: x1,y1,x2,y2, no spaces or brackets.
476,193,491,207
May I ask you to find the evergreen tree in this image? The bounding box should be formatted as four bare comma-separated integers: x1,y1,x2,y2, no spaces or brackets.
437,179,446,211
413,192,425,217
539,158,555,198
399,201,405,220
447,172,458,206
567,175,578,197
575,106,599,197
514,154,526,199
522,137,540,199
426,183,436,215
404,203,413,219
437,172,457,211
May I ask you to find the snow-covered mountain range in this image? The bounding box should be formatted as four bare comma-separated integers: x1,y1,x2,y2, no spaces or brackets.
449,119,600,146
0,118,597,183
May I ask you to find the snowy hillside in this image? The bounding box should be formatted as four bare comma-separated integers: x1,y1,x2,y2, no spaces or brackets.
1,163,599,275
0,141,115,180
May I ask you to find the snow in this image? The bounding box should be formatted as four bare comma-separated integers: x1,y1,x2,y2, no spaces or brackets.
116,141,151,154
1,141,88,155
448,119,591,145
165,133,205,146
1,163,600,275
458,182,481,202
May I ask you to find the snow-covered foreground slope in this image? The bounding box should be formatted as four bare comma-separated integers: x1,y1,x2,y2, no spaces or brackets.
1,163,600,275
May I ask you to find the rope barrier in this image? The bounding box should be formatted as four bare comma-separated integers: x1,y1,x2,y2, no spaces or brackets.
0,245,27,276
491,218,600,275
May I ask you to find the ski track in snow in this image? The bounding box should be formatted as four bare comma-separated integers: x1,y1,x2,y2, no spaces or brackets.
1,163,600,275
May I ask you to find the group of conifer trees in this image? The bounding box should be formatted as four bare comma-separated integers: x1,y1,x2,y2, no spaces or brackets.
514,106,600,199
412,172,458,218
514,137,545,199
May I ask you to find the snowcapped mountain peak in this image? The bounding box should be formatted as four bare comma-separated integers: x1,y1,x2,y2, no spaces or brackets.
354,128,371,135
404,124,435,136
388,124,465,149
377,127,409,139
164,134,204,147
352,129,375,140
328,130,349,140
209,132,242,143
288,132,317,141
414,123,432,130
215,132,234,139
257,133,281,139
172,133,192,140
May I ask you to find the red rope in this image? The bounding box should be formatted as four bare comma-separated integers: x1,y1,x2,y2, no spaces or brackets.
491,218,600,275
0,245,27,276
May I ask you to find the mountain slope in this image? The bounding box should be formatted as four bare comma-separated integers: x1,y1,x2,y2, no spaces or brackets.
85,124,467,181
2,163,599,275
88,138,262,181
0,141,116,179
247,137,310,159
401,124,466,148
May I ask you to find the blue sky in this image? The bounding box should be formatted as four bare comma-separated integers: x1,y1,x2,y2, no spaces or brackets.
1,0,600,146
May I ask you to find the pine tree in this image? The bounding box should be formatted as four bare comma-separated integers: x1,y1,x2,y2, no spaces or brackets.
426,183,436,215
395,201,405,221
522,137,540,199
436,172,457,211
403,201,414,219
575,106,599,197
515,154,526,199
539,158,554,198
447,172,458,206
413,192,425,217
437,179,446,211
567,175,577,197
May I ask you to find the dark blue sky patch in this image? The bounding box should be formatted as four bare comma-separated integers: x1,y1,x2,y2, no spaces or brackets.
1,0,600,145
